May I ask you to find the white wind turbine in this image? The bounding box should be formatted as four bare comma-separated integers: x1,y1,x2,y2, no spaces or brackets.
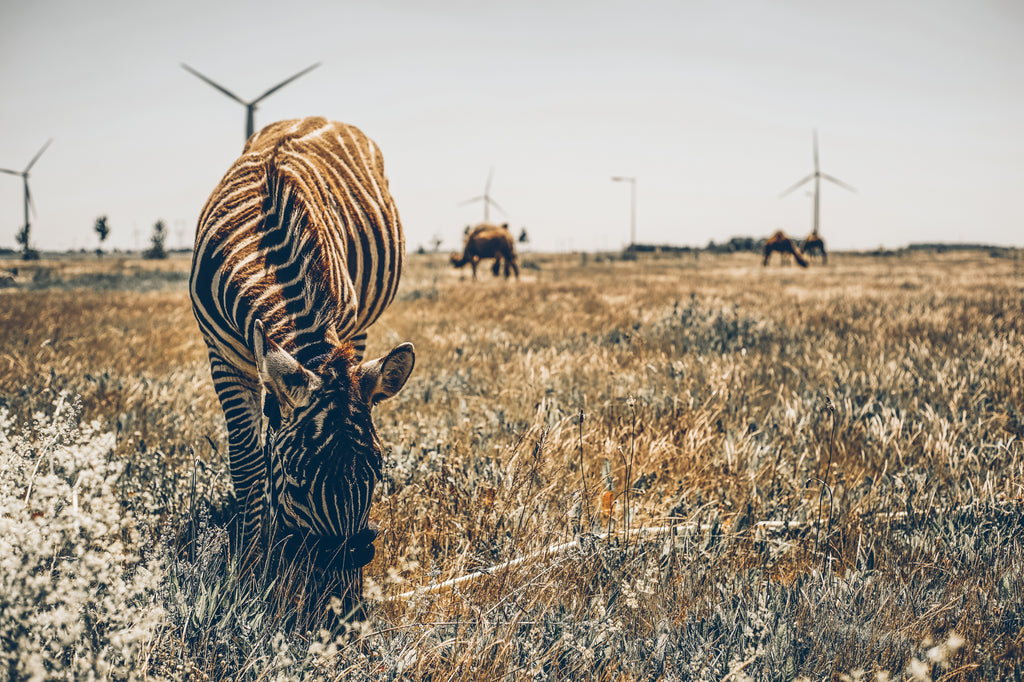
780,130,855,237
1,139,52,255
182,62,321,140
460,167,505,223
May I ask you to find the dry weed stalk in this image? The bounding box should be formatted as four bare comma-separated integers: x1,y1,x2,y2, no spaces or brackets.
808,396,838,558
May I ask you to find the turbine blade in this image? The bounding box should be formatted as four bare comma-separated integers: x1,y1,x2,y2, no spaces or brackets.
486,197,506,215
459,195,484,206
182,63,247,104
821,173,856,192
779,173,815,197
253,62,321,103
485,166,494,194
25,139,52,172
0,168,21,176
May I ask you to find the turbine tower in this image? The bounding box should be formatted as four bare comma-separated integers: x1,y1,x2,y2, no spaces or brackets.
1,139,52,255
182,62,321,140
460,167,505,223
780,130,855,236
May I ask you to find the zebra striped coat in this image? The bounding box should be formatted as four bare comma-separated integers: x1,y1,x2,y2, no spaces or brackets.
190,117,414,602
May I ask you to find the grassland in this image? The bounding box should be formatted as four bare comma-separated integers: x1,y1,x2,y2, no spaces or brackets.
0,249,1021,680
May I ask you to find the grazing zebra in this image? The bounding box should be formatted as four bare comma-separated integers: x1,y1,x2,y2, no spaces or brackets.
450,222,520,279
762,230,809,268
802,231,827,264
190,117,415,611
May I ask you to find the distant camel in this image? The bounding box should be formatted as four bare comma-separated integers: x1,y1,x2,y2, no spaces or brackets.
451,222,520,279
802,231,827,264
763,230,809,268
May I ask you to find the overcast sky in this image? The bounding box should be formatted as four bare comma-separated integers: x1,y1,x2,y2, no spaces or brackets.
1,0,1021,253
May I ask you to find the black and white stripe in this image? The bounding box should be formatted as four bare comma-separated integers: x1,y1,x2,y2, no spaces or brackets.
189,117,414,604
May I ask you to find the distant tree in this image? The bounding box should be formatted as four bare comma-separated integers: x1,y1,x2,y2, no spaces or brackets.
144,220,167,259
725,236,759,253
431,234,443,253
94,216,110,257
15,225,39,260
518,228,529,243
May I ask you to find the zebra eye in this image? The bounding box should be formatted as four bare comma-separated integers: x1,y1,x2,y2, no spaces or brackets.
263,392,282,431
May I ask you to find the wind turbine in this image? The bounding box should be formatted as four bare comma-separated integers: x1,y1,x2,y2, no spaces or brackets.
780,130,855,237
460,167,505,223
1,139,52,255
182,62,321,140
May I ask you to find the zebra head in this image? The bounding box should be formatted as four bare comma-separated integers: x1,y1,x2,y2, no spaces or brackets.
252,319,414,558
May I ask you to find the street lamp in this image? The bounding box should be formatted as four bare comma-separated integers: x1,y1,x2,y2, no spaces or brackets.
611,176,637,246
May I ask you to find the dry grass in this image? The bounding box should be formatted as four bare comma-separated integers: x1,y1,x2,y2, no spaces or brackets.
1,248,1021,680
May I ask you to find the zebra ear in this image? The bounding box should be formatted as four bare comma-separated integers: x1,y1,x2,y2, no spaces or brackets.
253,319,322,420
358,342,415,406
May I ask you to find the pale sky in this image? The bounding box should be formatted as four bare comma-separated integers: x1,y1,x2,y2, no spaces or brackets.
1,0,1022,253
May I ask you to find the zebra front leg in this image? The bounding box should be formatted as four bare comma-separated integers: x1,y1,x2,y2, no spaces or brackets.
208,354,269,561
225,422,269,562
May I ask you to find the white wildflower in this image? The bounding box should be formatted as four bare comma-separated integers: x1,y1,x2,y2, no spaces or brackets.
0,398,164,681
906,657,931,681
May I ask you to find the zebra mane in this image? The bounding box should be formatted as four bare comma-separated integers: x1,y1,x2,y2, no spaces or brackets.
310,344,360,381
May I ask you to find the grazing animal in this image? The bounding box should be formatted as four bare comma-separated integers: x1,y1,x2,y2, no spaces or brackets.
189,117,415,611
802,231,827,264
450,222,520,279
762,230,809,268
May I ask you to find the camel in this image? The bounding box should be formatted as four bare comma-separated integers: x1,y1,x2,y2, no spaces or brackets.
451,222,520,279
763,230,809,268
802,231,827,264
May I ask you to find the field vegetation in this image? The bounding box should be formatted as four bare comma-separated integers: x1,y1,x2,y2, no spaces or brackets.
0,249,1022,680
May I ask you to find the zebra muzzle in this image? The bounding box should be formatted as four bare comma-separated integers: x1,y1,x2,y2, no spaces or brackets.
344,521,379,570
305,520,378,571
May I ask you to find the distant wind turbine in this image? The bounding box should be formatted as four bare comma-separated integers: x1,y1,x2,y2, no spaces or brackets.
182,62,321,140
780,130,855,237
1,138,52,256
460,167,505,223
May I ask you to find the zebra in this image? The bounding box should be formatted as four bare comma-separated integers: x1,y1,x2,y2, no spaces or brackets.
762,230,809,268
802,231,827,264
189,117,415,611
450,223,520,279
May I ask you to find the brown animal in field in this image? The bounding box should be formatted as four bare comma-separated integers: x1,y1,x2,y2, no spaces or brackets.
802,231,827,264
763,230,809,268
451,222,520,279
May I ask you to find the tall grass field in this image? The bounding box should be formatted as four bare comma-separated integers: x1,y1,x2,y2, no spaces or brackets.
0,249,1021,680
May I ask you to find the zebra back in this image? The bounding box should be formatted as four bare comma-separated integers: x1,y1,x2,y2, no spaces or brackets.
191,117,404,371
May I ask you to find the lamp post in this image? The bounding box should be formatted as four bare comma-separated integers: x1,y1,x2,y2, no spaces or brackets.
611,176,636,246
